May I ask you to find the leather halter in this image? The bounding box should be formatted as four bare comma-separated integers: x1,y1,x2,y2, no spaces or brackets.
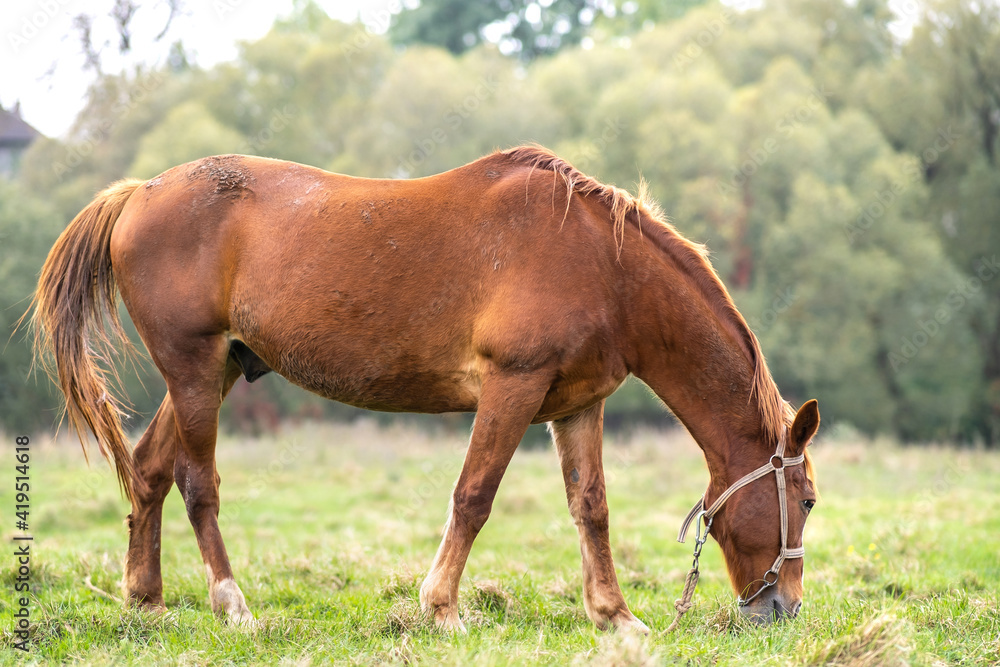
677,426,805,605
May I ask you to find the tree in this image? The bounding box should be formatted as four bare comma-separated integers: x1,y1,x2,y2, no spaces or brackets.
857,0,1000,442
392,0,610,59
0,181,62,432
71,0,183,75
129,101,245,177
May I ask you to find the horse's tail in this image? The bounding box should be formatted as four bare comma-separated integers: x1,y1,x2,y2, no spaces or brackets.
30,178,146,503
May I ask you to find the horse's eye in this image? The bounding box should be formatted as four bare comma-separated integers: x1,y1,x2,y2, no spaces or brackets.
802,499,816,513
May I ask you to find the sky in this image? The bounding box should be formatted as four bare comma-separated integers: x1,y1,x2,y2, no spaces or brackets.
2,0,920,140
0,0,404,138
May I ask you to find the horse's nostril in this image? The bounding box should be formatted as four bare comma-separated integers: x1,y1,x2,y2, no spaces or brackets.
772,598,802,620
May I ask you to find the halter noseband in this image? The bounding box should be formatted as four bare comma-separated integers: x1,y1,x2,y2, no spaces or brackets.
676,426,805,605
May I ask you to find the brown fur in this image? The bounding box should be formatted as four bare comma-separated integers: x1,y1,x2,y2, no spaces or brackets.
31,146,818,629
502,145,789,449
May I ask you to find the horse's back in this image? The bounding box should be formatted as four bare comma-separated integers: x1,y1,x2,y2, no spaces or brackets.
111,153,630,416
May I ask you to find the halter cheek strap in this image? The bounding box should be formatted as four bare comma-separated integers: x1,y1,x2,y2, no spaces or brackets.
676,428,805,606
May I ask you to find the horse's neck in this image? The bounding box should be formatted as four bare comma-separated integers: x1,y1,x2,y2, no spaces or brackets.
625,256,764,483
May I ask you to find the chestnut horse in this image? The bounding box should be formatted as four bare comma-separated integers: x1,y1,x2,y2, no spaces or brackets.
32,146,819,631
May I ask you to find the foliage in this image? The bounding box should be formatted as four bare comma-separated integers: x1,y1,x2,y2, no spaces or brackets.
856,0,1000,443
2,423,998,663
1,0,997,443
129,101,245,178
390,0,648,60
0,180,62,432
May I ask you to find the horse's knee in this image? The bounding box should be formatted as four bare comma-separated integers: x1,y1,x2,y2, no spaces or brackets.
133,466,174,507
174,462,219,520
180,485,219,521
573,484,609,533
451,491,493,534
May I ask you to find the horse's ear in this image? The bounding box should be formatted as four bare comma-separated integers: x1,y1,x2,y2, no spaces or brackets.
788,399,820,455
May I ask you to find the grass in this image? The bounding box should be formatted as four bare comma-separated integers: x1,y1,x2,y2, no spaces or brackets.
1,419,998,665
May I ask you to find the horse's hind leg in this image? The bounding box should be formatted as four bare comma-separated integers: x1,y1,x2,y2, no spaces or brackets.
159,336,254,624
123,356,245,616
123,393,181,608
550,401,649,633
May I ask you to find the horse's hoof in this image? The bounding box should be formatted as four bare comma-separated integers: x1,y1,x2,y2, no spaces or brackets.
423,600,466,633
433,607,467,633
128,601,167,617
226,608,258,630
210,577,256,629
608,610,651,635
419,576,466,632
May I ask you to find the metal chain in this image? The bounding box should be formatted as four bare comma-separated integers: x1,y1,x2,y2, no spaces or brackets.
666,512,713,632
691,512,712,570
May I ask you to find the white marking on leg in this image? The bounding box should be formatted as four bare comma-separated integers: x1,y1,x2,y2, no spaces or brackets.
205,564,256,627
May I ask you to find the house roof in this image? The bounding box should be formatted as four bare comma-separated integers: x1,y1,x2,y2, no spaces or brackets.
0,107,41,147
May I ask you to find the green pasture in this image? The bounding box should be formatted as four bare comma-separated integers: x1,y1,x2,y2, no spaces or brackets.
2,420,998,665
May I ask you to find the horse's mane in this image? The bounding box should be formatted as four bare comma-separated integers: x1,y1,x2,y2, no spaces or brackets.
498,145,789,449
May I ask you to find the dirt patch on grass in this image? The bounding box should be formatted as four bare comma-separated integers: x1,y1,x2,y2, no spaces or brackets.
470,580,513,614
572,632,660,666
380,567,421,600
544,575,577,602
380,599,429,638
808,613,911,666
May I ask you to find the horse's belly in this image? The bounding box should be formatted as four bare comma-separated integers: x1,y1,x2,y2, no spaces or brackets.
258,337,624,419
271,347,483,414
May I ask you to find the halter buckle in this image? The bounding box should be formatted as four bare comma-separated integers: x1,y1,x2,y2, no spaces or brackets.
737,568,779,606
694,511,712,546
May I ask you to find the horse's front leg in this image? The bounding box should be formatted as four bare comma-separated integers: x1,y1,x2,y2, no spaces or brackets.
419,369,552,632
551,401,649,633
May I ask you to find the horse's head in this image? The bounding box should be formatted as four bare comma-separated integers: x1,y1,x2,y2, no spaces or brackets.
701,399,820,624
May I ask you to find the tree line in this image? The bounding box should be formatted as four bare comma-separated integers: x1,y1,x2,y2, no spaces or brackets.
2,0,997,444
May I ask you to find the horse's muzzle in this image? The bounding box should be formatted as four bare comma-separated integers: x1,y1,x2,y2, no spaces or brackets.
739,593,802,625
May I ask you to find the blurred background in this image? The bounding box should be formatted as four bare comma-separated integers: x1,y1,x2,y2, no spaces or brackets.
1,0,997,445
